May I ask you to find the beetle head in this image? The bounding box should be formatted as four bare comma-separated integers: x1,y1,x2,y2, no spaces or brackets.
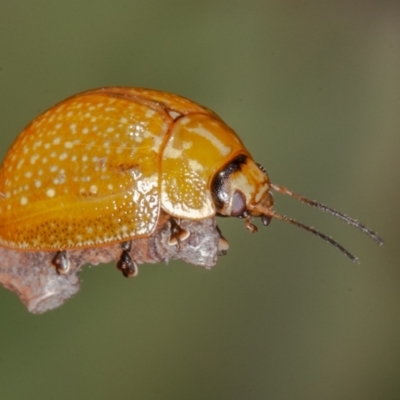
211,154,274,228
211,154,382,262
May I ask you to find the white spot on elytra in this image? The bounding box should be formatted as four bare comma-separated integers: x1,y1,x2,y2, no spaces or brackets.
35,180,41,188
30,154,40,164
46,188,55,197
20,197,28,205
89,185,97,194
164,147,182,158
59,152,67,160
33,140,43,150
17,159,24,169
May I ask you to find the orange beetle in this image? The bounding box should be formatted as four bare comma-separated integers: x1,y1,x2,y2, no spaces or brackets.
0,87,382,277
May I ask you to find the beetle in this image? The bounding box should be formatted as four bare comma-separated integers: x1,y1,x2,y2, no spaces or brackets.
0,87,382,278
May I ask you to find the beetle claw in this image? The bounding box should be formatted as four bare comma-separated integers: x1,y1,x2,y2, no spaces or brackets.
116,241,138,278
168,218,190,247
52,250,70,274
216,225,229,256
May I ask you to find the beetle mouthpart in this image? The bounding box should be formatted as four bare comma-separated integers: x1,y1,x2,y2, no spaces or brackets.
245,216,258,233
261,215,272,226
270,183,383,246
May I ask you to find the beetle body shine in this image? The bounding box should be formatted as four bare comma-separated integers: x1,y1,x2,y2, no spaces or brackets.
0,87,273,274
0,87,381,280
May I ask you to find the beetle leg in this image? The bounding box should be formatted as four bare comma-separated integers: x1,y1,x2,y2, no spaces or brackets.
168,218,190,246
52,250,70,274
116,241,138,278
245,216,258,233
216,225,230,256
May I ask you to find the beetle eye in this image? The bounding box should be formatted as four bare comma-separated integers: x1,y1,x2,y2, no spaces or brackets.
231,190,247,217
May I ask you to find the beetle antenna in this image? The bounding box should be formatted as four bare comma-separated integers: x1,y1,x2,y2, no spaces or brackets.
270,183,383,246
252,206,359,263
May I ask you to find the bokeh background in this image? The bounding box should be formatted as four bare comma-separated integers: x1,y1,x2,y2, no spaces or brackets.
0,1,399,399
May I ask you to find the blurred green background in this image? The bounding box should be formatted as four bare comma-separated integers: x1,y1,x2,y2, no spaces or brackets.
0,1,399,399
